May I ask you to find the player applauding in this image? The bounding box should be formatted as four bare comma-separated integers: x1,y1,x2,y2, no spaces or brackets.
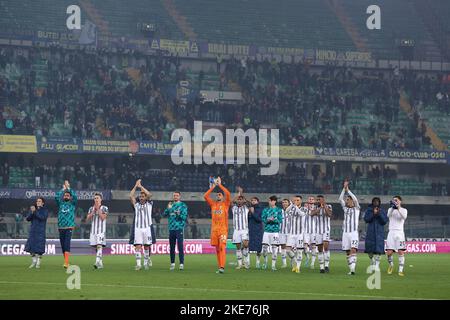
261,196,283,271
204,177,231,274
338,180,361,275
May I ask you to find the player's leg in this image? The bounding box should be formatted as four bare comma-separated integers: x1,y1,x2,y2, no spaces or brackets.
169,230,176,270
398,251,405,276
233,230,243,269
235,242,243,269
397,233,406,276
349,248,357,274
211,231,221,271
96,244,103,268
61,229,72,268
317,244,325,273
323,240,330,272
386,231,395,274
386,249,394,273
295,237,304,273
218,233,227,273
256,251,261,269
310,242,317,269
348,232,359,274
28,253,36,269
134,244,142,270
285,235,296,271
261,232,270,269
270,233,279,271
242,239,250,269
280,241,287,268
143,244,151,269
177,229,185,270
35,254,42,268
285,246,295,271
303,234,311,267
373,253,381,271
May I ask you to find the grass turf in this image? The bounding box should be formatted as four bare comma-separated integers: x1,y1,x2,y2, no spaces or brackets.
0,253,449,300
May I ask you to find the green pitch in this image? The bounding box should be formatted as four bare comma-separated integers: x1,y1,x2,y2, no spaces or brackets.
0,253,449,300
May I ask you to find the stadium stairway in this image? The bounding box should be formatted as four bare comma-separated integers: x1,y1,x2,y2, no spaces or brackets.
326,0,369,52
162,0,197,39
399,92,448,151
79,0,112,37
412,0,448,61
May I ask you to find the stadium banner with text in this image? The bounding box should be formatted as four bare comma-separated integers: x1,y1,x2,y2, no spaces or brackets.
387,149,448,161
82,139,140,154
139,141,175,155
279,146,315,159
0,188,112,200
0,135,37,153
314,147,448,163
38,137,81,153
0,239,220,256
2,239,450,255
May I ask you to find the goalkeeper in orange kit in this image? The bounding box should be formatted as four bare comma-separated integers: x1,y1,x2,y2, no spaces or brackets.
204,176,231,274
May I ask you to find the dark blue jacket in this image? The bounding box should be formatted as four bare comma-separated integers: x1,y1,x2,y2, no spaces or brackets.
364,205,388,254
25,207,48,255
248,203,264,252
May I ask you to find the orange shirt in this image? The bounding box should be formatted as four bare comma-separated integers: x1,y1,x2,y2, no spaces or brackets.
204,184,231,232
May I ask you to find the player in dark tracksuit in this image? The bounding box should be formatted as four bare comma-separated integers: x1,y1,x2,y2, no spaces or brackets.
163,191,188,270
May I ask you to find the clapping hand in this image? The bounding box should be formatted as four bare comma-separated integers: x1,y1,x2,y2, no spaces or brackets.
343,180,349,191
63,180,70,190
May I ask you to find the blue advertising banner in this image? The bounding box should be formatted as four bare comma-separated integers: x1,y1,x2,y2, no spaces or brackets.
387,149,447,161
139,141,175,155
0,189,112,200
314,147,387,158
38,137,81,153
81,139,139,154
315,147,448,163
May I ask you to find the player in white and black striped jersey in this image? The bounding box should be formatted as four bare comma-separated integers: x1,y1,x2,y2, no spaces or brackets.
311,195,332,273
130,179,153,271
338,180,361,275
231,187,250,269
284,195,307,273
279,199,292,268
86,193,108,269
303,196,318,269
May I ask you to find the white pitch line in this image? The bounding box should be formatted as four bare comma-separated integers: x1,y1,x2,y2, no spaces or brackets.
0,280,439,300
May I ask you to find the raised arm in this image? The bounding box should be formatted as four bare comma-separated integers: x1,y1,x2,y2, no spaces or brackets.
98,206,108,221
323,204,332,217
176,202,188,221
129,180,139,207
203,185,215,206
139,183,151,199
217,183,231,205
338,188,346,208
347,189,360,209
55,189,64,205
399,208,408,220
69,188,78,206
387,207,393,218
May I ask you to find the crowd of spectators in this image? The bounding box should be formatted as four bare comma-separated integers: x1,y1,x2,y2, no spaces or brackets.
1,154,448,196
2,46,447,150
